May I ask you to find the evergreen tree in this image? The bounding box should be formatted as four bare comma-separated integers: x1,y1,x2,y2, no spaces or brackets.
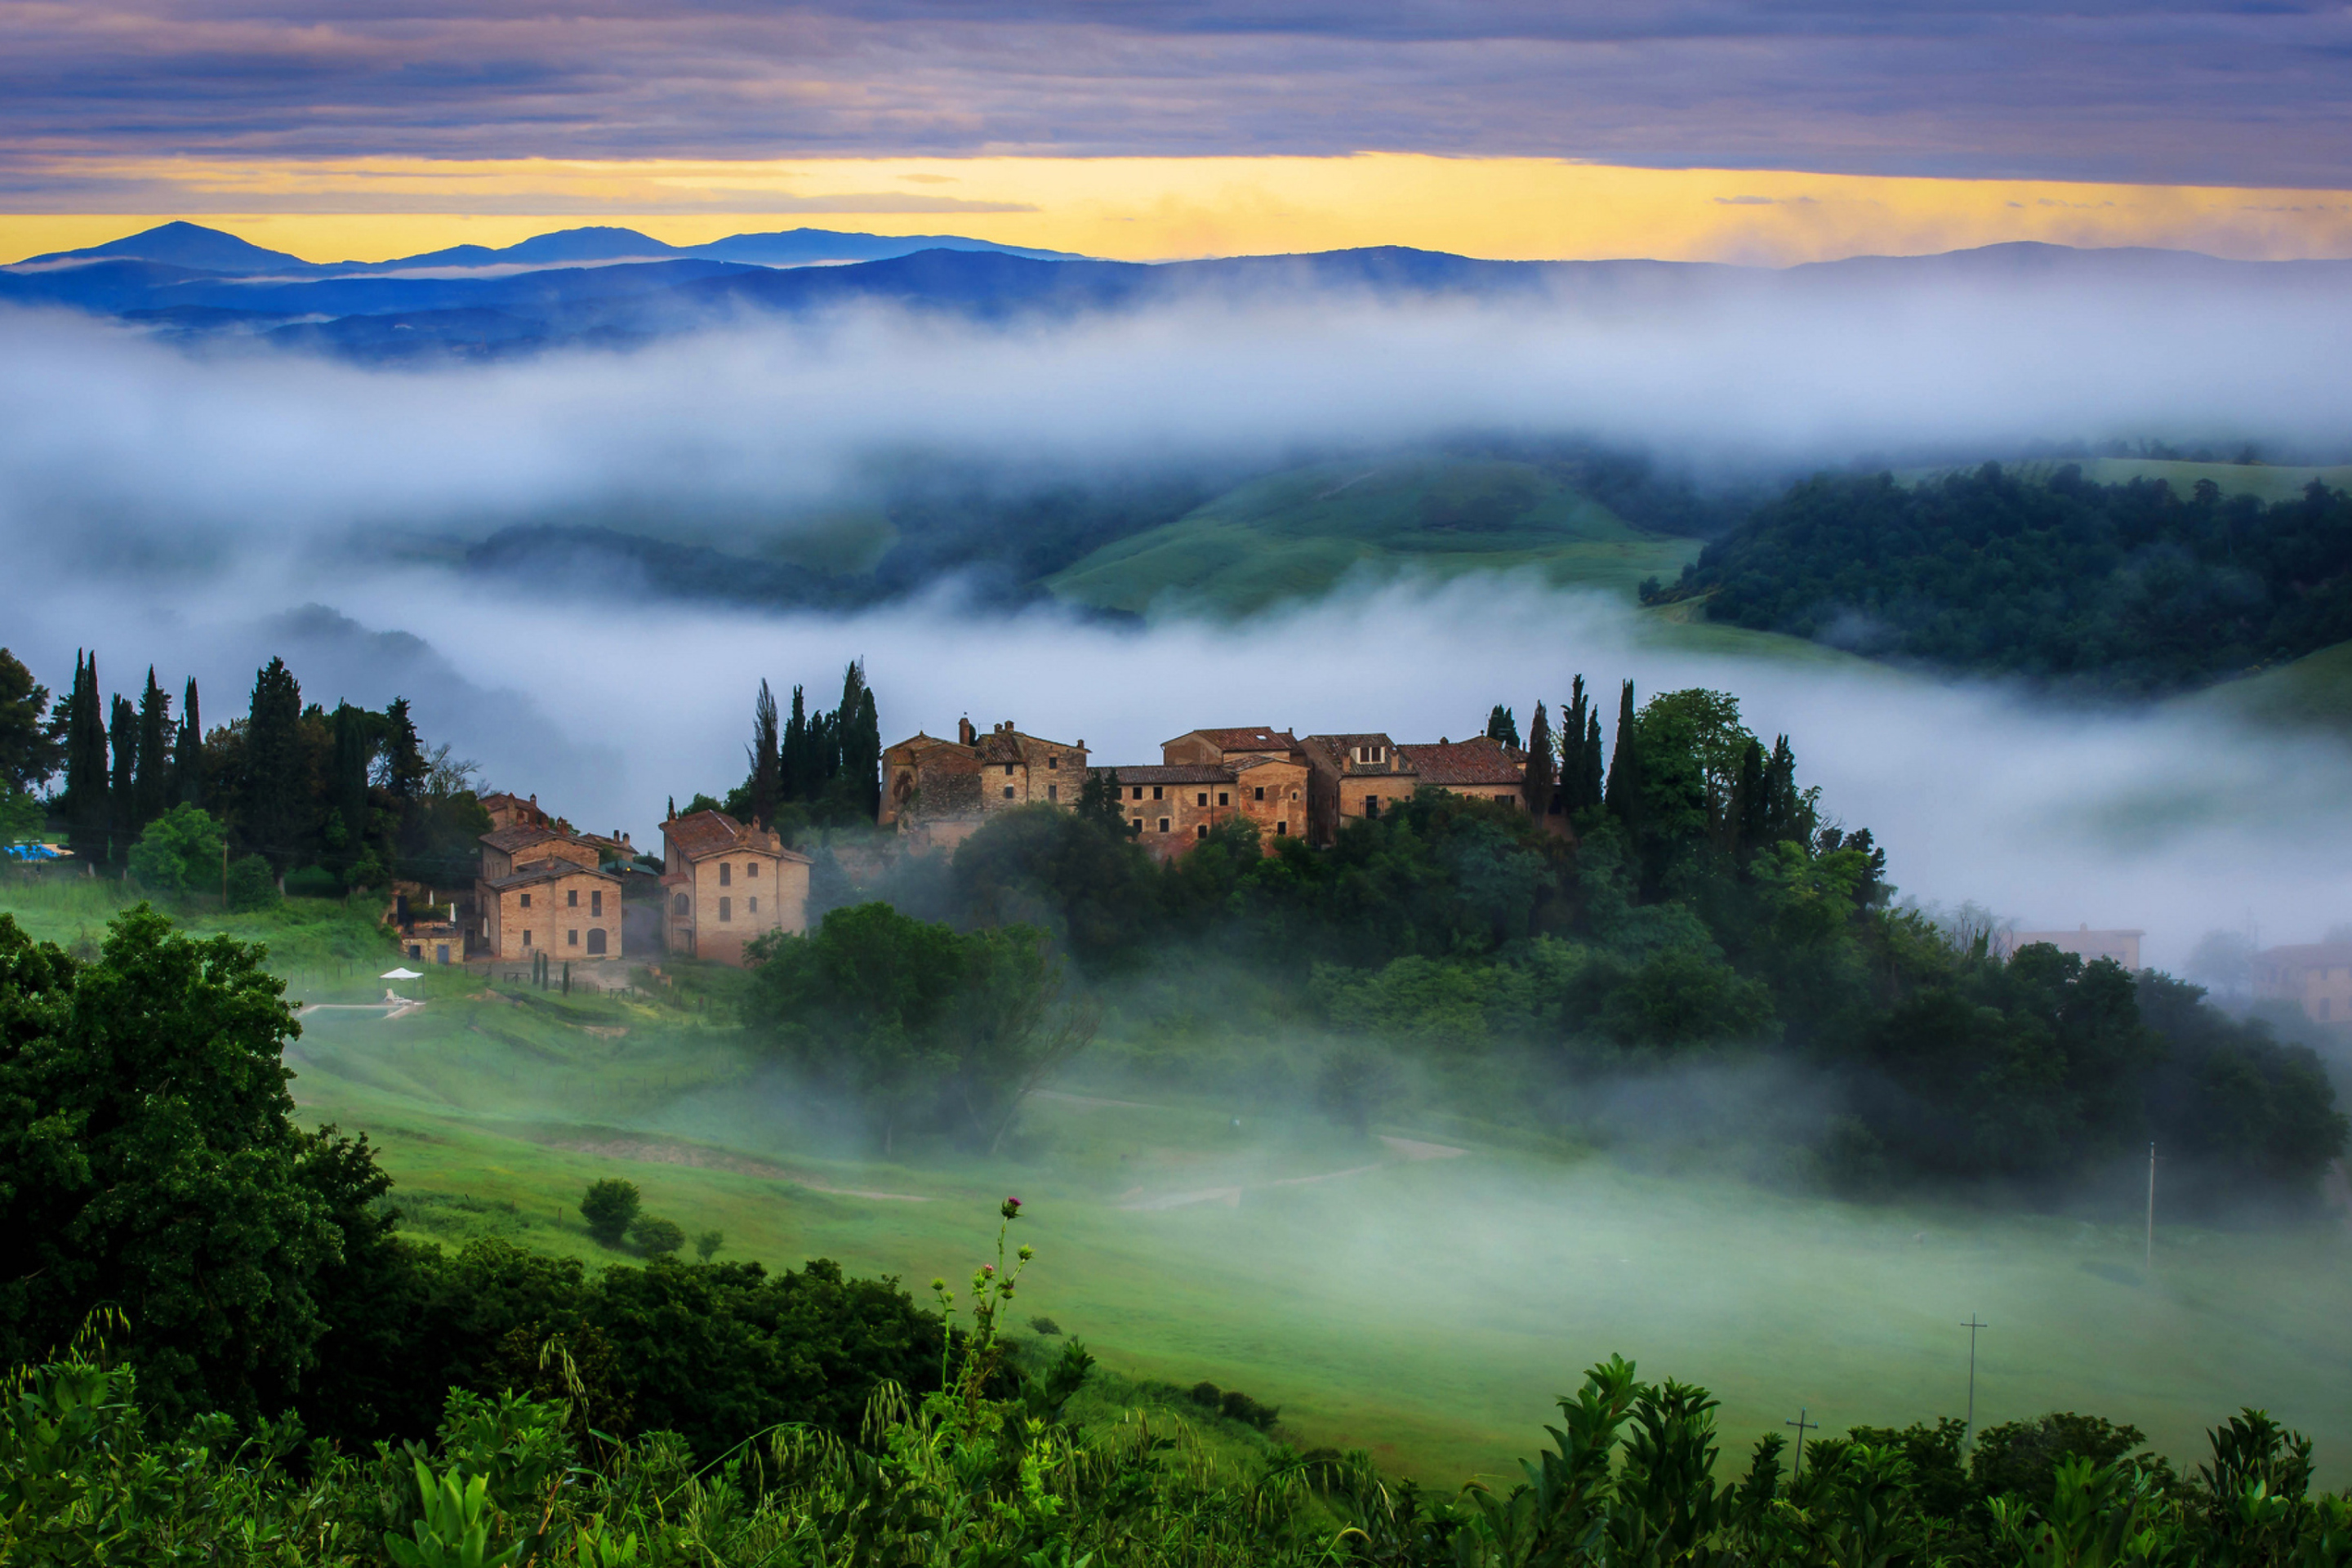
327,703,375,879
381,697,426,804
1735,737,1767,855
1484,705,1519,749
1761,735,1808,844
1602,679,1642,840
1077,768,1128,835
134,668,172,840
63,653,109,865
175,678,203,806
782,685,811,804
0,648,62,796
839,660,881,820
241,657,305,873
853,684,881,820
1522,701,1555,818
108,693,138,869
747,679,781,828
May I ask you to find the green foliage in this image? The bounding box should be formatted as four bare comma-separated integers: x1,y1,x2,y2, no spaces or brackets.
627,1216,685,1257
124,803,224,896
226,851,281,910
579,1180,640,1247
0,786,47,845
0,647,61,796
1676,463,2352,691
693,1228,724,1262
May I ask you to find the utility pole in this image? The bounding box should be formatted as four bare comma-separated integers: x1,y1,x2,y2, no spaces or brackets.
2145,1142,2157,1270
1962,1316,1988,1441
1785,1409,1818,1479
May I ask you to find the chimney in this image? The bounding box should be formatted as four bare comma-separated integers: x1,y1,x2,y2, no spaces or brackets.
958,716,975,746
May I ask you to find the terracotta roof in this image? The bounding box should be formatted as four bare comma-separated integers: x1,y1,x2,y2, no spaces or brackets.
1229,754,1305,773
885,732,973,760
479,791,528,810
486,861,621,892
481,823,565,853
1102,764,1235,785
1167,726,1299,752
662,808,812,864
1397,738,1525,786
1302,734,1414,777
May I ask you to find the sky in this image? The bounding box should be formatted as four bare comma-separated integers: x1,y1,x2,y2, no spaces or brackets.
5,1,2352,263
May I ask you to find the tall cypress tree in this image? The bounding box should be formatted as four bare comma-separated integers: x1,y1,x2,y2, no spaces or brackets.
242,657,305,873
1601,679,1642,839
780,685,810,804
1485,704,1520,749
1583,708,1605,810
63,653,109,865
747,679,781,828
1735,737,1767,856
837,659,880,816
176,678,203,806
108,693,139,867
327,703,375,878
134,668,172,838
1522,701,1555,817
852,683,881,820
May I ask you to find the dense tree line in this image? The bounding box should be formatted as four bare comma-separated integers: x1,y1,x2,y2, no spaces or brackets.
914,675,2343,1209
0,646,488,893
1651,464,2352,691
684,661,882,834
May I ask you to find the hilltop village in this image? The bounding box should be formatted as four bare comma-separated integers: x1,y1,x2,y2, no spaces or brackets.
412,718,1546,974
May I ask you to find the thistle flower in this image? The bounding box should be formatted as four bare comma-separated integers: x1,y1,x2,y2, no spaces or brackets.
1018,1245,1034,1262
1001,1196,1023,1219
982,1263,995,1276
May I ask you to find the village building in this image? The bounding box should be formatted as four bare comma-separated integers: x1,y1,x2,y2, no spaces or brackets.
399,918,463,967
480,861,622,961
1300,733,1418,844
1155,726,1310,850
2007,924,2146,970
478,791,554,835
1394,738,1527,811
1101,764,1240,859
478,823,602,882
660,808,812,966
880,719,1089,851
2253,942,2352,1027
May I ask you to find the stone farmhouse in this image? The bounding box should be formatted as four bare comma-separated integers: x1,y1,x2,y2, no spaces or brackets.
474,822,622,961
877,717,1534,862
882,719,1090,852
2254,942,2352,1027
660,808,813,967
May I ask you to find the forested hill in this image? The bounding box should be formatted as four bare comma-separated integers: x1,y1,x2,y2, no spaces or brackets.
1654,464,2352,693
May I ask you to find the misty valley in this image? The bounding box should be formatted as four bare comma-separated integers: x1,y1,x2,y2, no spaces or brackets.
7,243,2352,1566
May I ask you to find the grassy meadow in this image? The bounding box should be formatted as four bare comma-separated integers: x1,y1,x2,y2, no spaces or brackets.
1045,456,1704,619
9,875,2350,1486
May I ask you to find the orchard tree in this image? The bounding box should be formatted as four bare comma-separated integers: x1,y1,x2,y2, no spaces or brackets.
580,1179,641,1246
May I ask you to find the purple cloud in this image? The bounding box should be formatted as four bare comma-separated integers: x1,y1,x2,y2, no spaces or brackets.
0,2,2345,188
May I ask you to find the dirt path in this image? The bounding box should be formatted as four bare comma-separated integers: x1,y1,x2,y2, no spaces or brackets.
1116,1133,1466,1211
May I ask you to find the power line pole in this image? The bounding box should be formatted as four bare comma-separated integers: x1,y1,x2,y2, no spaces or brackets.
1785,1408,1818,1479
1962,1316,1988,1442
2146,1142,2157,1271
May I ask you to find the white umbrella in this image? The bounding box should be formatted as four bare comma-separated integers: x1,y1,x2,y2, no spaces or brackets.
381,967,424,980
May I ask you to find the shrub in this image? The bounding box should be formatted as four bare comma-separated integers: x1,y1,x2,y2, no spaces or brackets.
693,1229,724,1262
283,864,341,900
629,1217,685,1258
1029,1316,1062,1336
224,853,280,911
579,1180,639,1247
125,804,223,897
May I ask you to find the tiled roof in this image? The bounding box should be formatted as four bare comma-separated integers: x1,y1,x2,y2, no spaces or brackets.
479,791,528,811
1169,726,1299,752
486,861,620,891
1302,734,1414,777
1397,738,1525,786
1229,754,1305,773
885,732,972,760
482,823,564,853
1102,764,1235,785
662,808,812,863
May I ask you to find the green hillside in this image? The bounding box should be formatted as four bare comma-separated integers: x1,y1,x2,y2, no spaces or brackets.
1046,456,1703,618
2181,638,2352,736
1900,457,2352,503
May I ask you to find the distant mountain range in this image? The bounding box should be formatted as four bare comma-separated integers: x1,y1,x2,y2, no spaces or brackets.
6,221,2348,361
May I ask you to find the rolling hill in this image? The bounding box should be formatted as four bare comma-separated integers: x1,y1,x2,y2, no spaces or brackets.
1045,455,1704,618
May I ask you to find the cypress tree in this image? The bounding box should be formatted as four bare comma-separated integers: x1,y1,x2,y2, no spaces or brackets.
1762,736,1806,844
853,685,881,820
781,685,810,803
1522,701,1555,817
63,653,109,865
1485,704,1520,749
1584,710,1605,809
1735,737,1767,856
175,677,203,806
108,693,138,867
134,668,172,838
242,657,305,873
747,679,781,828
1602,679,1642,839
382,697,426,804
328,703,374,877
838,660,880,819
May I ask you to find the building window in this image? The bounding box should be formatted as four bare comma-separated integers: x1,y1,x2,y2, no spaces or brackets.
1003,786,1015,800
568,928,579,947
1129,818,1143,835
522,929,532,947
590,890,604,915
1196,791,1208,808
748,861,759,877
409,943,421,959
1196,824,1208,839
568,889,579,906
1131,786,1143,800
1254,786,1265,801
672,892,688,915
1291,790,1300,800
719,896,732,922
1218,791,1230,806
1365,795,1380,818
1048,755,1058,769
1152,786,1164,800
1158,817,1169,833
1004,763,1015,776
1276,822,1288,835
586,929,606,956
748,896,758,913
520,893,532,908
719,862,732,886
1047,784,1058,802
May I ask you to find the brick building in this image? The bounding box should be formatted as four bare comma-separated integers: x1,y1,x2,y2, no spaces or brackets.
881,719,1089,851
1301,733,1417,844
660,808,813,966
479,791,554,834
1394,738,1527,811
481,861,622,961
2253,942,2352,1026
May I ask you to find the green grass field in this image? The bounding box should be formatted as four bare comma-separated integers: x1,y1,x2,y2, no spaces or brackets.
2179,639,2352,740
1045,456,1704,620
11,879,2350,1486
